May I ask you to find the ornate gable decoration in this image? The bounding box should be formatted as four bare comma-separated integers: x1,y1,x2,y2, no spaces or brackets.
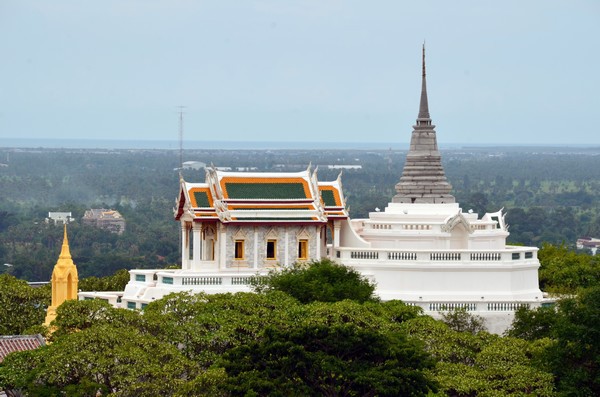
441,212,473,234
232,227,247,240
296,227,311,239
266,228,278,239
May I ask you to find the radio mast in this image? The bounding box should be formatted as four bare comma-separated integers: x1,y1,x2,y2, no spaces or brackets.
178,105,186,171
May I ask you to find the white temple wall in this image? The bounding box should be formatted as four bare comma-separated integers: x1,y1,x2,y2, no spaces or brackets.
350,263,542,301
339,218,370,248
222,225,321,269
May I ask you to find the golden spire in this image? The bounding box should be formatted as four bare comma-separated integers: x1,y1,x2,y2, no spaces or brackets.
58,224,72,261
45,224,79,327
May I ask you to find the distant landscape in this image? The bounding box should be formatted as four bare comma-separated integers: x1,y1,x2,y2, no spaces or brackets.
1,143,599,281
1,142,599,396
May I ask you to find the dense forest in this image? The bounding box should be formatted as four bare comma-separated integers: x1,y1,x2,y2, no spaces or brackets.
1,256,599,396
0,145,599,281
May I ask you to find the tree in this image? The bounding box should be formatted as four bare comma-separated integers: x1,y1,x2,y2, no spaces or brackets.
253,259,377,304
440,307,487,334
142,291,301,367
545,287,600,396
1,324,198,396
78,268,130,292
401,316,556,396
506,305,557,341
538,244,600,293
220,323,437,397
0,274,49,335
507,287,600,395
49,298,143,340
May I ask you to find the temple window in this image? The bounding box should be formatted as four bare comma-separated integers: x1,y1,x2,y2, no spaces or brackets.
298,239,308,260
235,240,245,260
266,240,277,260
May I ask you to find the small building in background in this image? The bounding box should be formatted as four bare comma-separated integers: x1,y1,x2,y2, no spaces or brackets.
46,212,74,224
82,209,126,234
182,161,206,170
576,237,600,255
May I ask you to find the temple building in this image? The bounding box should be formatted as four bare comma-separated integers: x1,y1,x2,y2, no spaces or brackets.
82,208,126,235
79,47,549,332
45,225,79,326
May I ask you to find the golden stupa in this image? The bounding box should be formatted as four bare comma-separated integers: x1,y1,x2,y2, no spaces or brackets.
44,224,79,326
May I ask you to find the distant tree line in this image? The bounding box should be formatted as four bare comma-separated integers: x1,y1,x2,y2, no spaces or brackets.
0,147,599,280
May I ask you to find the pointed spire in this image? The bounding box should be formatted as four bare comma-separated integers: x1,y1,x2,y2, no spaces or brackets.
417,43,431,123
45,223,78,327
393,45,454,204
59,224,72,260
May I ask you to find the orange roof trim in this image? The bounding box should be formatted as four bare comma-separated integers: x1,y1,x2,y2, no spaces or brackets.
219,177,312,200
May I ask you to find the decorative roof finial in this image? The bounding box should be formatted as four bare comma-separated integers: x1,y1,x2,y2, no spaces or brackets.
59,224,72,260
422,41,426,78
418,42,431,122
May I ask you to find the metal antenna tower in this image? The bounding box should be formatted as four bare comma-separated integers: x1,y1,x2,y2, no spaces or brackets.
178,106,186,171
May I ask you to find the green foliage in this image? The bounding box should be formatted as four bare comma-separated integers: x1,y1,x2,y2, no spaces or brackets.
31,324,194,396
0,292,437,396
221,324,437,397
506,305,557,340
507,287,600,396
402,316,556,396
253,259,377,304
440,307,487,334
0,274,49,335
538,244,600,294
50,298,144,340
78,268,130,292
142,291,302,367
545,286,600,396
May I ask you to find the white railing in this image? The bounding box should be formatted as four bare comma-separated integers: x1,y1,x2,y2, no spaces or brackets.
388,252,417,260
408,301,534,312
182,276,223,286
364,221,499,232
429,302,477,311
334,246,537,266
127,270,266,288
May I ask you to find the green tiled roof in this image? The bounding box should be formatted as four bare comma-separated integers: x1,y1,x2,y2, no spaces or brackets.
321,190,337,206
193,191,211,207
225,182,307,199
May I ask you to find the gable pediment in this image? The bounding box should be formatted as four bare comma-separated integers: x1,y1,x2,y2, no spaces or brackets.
441,213,473,234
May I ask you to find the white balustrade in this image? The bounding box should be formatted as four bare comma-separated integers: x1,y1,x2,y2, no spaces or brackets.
409,301,535,313
334,247,536,266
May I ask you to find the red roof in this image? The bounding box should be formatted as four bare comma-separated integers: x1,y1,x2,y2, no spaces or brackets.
0,335,45,362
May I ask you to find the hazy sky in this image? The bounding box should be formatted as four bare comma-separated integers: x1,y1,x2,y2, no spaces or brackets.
1,1,599,146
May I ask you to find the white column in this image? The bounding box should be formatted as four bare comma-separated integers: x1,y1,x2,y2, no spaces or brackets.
219,226,227,270
284,228,289,267
315,226,321,259
253,228,259,269
192,222,202,270
333,222,341,248
181,221,190,270
332,222,341,260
